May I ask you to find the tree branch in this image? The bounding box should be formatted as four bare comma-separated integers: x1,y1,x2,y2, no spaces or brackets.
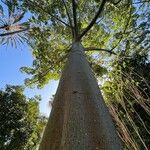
85,47,116,55
79,0,107,40
0,28,29,36
61,0,74,37
27,0,71,28
72,0,78,39
61,0,73,27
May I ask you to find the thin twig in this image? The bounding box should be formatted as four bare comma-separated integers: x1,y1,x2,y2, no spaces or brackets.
112,0,122,5
96,16,104,24
27,0,71,28
61,0,74,37
0,24,8,29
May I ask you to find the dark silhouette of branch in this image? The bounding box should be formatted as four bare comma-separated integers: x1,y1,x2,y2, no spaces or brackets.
79,0,107,40
0,28,29,36
85,47,116,55
0,25,9,29
27,0,71,28
61,0,74,37
112,0,122,5
61,0,73,27
133,1,150,4
72,0,78,39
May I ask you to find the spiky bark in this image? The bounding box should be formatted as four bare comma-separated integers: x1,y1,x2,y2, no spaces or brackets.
39,42,122,150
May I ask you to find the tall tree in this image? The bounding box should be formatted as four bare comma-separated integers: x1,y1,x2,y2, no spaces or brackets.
2,0,149,149
22,0,129,149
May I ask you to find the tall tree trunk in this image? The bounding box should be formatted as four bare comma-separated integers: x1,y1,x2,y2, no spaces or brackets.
39,42,122,150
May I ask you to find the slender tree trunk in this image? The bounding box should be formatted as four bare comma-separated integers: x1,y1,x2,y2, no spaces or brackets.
39,42,122,150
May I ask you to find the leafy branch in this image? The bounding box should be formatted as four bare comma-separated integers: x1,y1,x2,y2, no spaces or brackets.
110,5,132,51
61,0,73,33
27,0,71,28
79,0,107,40
25,53,68,87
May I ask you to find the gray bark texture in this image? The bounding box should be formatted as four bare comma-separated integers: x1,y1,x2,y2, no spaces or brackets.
39,42,122,150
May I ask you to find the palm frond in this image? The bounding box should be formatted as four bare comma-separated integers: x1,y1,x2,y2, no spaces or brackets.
0,1,30,48
0,5,4,15
13,11,25,24
2,0,15,16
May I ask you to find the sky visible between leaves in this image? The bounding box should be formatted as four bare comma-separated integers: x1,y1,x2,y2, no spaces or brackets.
0,4,59,117
0,39,58,117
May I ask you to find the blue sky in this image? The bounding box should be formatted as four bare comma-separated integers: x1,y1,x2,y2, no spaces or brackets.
0,2,59,117
0,44,58,116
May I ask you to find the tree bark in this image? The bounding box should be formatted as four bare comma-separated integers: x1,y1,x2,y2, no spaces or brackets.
39,42,122,150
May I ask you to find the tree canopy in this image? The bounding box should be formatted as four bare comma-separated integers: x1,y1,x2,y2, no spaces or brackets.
0,85,47,150
15,0,149,88
0,0,149,88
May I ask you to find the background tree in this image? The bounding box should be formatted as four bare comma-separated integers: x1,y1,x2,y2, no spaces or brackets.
101,3,150,148
0,85,47,150
102,53,150,149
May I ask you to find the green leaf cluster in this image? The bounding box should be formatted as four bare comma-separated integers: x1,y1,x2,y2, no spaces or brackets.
0,85,47,150
102,52,150,149
20,0,136,87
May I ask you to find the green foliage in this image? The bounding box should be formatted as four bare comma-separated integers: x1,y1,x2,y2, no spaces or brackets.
0,0,149,88
0,85,47,150
91,2,150,148
1,0,149,148
20,0,136,87
102,53,150,149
